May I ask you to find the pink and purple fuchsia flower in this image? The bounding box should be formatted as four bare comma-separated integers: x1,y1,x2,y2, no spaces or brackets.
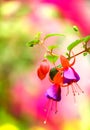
63,66,82,95
44,84,61,124
60,55,84,96
43,55,84,123
44,69,63,124
37,55,84,123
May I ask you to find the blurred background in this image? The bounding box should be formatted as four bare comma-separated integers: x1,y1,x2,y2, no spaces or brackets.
0,0,90,130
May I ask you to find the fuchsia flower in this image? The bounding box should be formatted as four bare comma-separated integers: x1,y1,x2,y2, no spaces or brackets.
38,54,84,123
48,54,83,101
37,59,50,80
44,84,61,124
59,55,84,95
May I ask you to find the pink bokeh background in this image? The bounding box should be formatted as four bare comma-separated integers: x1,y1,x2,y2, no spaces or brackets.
0,0,90,130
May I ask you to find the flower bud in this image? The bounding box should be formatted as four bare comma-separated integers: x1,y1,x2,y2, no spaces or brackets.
37,67,46,80
40,59,50,74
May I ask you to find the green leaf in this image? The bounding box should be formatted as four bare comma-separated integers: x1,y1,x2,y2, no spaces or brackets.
35,32,42,39
26,39,40,47
83,52,88,56
65,52,70,58
48,44,58,50
44,33,64,40
46,54,59,63
67,39,83,51
83,35,90,42
67,35,90,51
26,32,42,47
73,25,79,32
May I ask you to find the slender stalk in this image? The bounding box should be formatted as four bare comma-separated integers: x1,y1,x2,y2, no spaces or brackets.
40,38,90,61
70,47,90,59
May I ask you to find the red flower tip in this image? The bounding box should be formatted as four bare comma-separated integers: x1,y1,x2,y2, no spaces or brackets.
60,55,70,69
40,59,50,75
37,67,46,80
53,71,63,85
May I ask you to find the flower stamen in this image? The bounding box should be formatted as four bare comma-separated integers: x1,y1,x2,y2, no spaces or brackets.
44,99,53,124
66,86,69,96
73,82,84,93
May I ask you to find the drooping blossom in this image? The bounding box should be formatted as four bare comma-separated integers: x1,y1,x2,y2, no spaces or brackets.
37,59,50,80
49,54,84,96
44,84,61,124
60,55,84,96
44,69,63,124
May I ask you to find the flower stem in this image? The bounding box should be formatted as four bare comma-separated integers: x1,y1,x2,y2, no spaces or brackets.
70,47,90,59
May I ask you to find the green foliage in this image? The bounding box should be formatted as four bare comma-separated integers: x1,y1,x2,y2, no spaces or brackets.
0,1,38,111
67,39,83,51
26,33,64,48
65,52,70,58
67,35,90,51
48,44,58,50
83,35,90,43
26,32,42,47
34,32,42,39
44,33,64,40
26,39,40,47
73,25,78,32
83,52,88,56
46,54,59,63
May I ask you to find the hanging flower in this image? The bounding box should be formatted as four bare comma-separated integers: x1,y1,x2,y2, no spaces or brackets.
37,67,46,80
44,84,61,124
40,59,50,75
37,59,50,80
49,54,84,96
60,55,84,96
44,68,63,124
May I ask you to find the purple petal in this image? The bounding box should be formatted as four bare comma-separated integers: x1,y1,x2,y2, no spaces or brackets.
71,67,80,81
63,67,80,84
46,84,61,101
64,67,76,79
64,78,72,84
